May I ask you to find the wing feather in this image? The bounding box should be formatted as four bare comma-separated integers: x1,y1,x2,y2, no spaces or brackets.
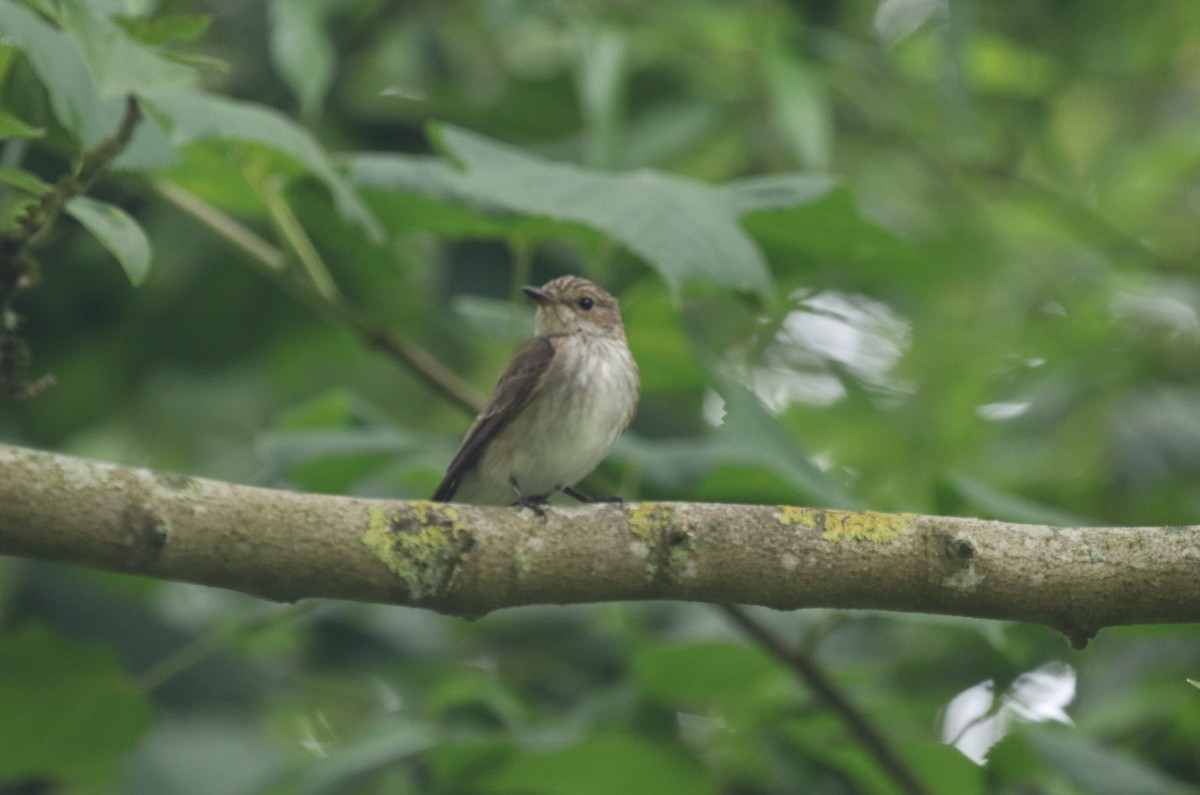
432,336,556,501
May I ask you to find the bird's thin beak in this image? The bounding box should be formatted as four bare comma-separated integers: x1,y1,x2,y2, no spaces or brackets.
522,285,555,304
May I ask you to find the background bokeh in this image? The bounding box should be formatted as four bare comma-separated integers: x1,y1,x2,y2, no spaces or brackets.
2,1,1199,792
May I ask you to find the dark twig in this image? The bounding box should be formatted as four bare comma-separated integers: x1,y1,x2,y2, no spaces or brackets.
152,179,484,414
718,604,932,795
0,95,143,399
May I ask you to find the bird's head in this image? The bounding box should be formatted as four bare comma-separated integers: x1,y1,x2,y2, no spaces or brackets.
523,276,625,339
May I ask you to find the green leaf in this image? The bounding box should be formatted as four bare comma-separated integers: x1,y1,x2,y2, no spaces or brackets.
65,194,153,285
0,165,152,284
291,717,437,795
762,46,832,169
0,110,44,139
116,13,212,46
708,381,855,506
268,0,336,118
938,472,1090,526
259,428,416,469
150,92,382,239
126,716,281,795
721,172,841,215
1025,727,1197,795
350,125,778,297
738,185,914,277
480,732,716,795
633,640,798,724
0,625,152,784
0,0,119,146
57,0,197,97
620,282,709,393
0,164,50,195
0,0,177,167
627,381,854,505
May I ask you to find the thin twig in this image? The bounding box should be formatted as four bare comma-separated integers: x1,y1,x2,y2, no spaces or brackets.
0,95,142,399
151,179,483,414
136,603,315,692
5,95,143,250
718,604,932,795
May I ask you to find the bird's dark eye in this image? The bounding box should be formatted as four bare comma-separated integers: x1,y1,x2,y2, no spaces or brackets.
578,297,594,310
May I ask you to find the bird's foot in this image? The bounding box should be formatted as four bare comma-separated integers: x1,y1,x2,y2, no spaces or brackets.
509,478,551,516
512,494,551,516
563,486,623,505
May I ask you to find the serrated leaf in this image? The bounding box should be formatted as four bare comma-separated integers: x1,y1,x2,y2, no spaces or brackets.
436,125,772,296
349,125,780,297
64,194,152,285
151,92,382,239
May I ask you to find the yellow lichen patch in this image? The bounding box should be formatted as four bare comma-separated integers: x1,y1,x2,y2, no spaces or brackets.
775,505,819,528
361,503,472,600
629,503,673,545
627,503,676,578
821,510,913,543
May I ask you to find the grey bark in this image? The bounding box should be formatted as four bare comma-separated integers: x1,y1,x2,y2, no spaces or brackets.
1,443,1196,646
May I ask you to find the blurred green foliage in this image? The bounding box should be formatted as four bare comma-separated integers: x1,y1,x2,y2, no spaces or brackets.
2,0,1200,792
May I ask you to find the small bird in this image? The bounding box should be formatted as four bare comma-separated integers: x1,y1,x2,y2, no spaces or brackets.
432,275,639,508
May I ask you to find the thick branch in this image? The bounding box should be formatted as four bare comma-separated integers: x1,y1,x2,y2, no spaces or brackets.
0,443,1196,643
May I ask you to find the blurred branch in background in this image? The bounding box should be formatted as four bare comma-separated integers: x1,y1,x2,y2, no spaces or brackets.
151,179,483,414
721,604,931,795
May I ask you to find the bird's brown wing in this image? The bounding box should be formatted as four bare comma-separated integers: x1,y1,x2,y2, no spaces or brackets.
432,336,556,501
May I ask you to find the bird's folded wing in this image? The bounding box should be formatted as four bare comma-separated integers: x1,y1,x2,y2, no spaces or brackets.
432,336,557,501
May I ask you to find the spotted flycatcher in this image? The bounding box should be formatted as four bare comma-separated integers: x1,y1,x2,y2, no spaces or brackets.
432,275,639,507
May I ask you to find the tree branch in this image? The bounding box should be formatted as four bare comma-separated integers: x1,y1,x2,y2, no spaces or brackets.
150,179,484,414
1,442,1196,646
719,605,932,795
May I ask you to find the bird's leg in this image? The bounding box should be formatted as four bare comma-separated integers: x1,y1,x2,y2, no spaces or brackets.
563,486,623,505
509,477,550,516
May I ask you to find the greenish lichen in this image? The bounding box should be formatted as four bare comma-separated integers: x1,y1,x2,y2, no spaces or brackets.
361,502,473,601
628,503,698,581
775,505,819,528
821,510,912,543
629,503,672,545
629,503,668,576
776,506,912,542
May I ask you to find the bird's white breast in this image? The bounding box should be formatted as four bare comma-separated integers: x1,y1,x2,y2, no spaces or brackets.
474,333,638,500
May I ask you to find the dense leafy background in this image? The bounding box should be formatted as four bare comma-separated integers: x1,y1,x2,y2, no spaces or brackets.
2,1,1200,792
